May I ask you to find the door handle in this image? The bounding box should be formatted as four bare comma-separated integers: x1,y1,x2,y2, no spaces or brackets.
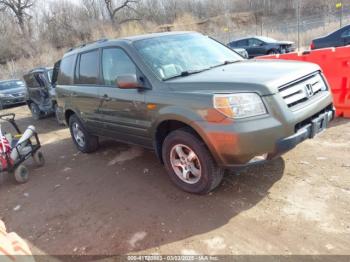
103,94,111,101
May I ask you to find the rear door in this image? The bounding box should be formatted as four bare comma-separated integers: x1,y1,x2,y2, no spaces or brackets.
72,49,102,132
24,72,46,106
97,47,151,147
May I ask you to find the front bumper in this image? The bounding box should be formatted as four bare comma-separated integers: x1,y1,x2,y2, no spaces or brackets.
269,109,334,160
0,97,25,107
193,102,334,169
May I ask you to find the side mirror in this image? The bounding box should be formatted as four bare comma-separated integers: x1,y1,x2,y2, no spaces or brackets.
116,74,143,89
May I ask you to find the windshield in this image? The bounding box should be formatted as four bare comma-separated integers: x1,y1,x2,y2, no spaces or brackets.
0,80,25,91
134,33,243,80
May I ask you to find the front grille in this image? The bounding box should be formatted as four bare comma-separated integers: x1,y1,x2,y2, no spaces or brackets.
279,73,327,108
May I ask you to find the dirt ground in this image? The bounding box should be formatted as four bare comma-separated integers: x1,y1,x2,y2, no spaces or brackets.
0,105,349,257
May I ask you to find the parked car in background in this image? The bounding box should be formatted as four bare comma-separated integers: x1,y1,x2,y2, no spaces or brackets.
228,36,295,58
232,48,249,59
56,32,334,194
0,80,26,110
23,67,60,122
311,25,350,50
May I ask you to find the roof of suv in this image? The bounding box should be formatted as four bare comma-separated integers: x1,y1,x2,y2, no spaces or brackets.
119,31,193,41
64,31,195,57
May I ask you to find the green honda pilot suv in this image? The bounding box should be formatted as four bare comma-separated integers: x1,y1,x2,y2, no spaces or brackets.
56,32,334,194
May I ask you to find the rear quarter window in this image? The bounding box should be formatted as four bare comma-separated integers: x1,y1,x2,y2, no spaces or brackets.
57,55,76,85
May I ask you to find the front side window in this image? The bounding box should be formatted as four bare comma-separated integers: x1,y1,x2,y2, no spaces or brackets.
248,39,263,47
76,50,99,85
134,33,242,80
102,48,137,86
57,55,75,85
237,40,248,47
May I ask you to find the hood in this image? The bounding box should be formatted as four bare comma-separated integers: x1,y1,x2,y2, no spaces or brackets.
0,87,26,95
166,59,320,95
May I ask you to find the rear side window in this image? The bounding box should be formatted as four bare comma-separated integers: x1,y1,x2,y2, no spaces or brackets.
24,73,45,88
102,48,137,86
57,55,75,85
76,50,99,85
341,29,350,38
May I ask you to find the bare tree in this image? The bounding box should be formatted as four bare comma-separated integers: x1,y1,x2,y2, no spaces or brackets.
103,0,141,24
0,0,35,35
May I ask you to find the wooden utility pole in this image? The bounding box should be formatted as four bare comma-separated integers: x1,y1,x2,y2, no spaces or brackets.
297,0,301,51
336,2,343,28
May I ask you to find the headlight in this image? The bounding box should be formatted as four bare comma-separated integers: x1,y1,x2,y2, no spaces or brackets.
213,93,267,119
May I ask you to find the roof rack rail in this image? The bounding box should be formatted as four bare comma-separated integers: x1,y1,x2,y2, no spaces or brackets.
67,38,109,52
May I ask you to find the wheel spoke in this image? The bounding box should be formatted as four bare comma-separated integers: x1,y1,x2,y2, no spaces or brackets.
173,159,182,167
175,146,186,159
187,151,196,161
189,163,201,177
182,168,190,181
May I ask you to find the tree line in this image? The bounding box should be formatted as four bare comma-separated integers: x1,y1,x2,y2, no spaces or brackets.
0,0,344,65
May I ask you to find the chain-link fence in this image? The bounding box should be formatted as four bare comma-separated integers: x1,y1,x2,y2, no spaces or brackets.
215,6,350,50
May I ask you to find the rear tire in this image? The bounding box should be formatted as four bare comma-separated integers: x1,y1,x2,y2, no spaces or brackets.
13,165,29,184
30,103,41,120
54,104,62,125
69,114,99,153
162,128,224,194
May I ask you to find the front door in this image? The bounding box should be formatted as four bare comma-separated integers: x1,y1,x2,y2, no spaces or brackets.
248,38,265,57
97,47,152,147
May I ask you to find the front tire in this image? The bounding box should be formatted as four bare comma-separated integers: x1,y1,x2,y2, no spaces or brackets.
69,114,99,153
54,104,62,125
13,165,29,184
162,128,224,194
267,49,279,55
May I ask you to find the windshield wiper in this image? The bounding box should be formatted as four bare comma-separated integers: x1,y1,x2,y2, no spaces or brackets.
163,60,242,81
163,68,210,81
210,60,241,69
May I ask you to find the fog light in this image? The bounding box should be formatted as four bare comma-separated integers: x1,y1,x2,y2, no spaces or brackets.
249,153,268,164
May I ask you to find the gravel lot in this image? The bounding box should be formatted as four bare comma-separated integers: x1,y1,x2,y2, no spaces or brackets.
0,105,349,257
